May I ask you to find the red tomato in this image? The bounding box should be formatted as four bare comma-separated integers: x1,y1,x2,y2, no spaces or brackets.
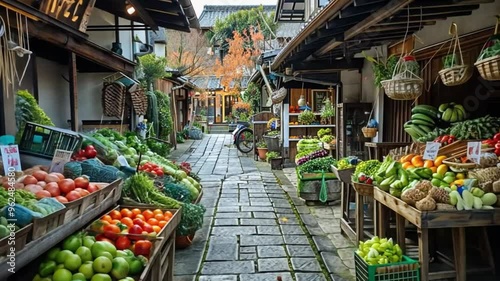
59,179,75,194
103,224,121,240
115,236,131,250
132,218,145,227
65,190,81,202
55,196,68,203
134,240,152,256
35,190,51,199
95,234,114,244
44,182,61,197
74,176,89,189
141,223,154,233
32,170,48,181
87,184,99,193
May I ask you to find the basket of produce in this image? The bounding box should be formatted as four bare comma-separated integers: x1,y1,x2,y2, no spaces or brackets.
331,166,355,184
351,160,381,197
439,23,472,86
352,182,375,197
355,236,419,281
298,109,316,125
362,127,378,138
381,55,423,100
475,17,500,81
0,221,32,257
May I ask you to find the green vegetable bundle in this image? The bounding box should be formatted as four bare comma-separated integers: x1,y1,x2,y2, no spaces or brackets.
354,160,381,179
317,128,332,139
449,115,500,140
297,157,337,174
123,173,181,209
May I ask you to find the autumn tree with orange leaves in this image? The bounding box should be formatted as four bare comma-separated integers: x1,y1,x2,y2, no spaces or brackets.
213,27,264,91
165,28,211,76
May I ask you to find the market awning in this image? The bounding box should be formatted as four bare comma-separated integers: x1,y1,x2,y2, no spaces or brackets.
272,0,493,72
95,0,199,32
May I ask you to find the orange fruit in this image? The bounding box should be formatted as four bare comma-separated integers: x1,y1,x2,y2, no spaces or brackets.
121,217,134,228
401,162,412,169
100,220,110,226
434,155,447,166
147,218,159,226
423,160,434,168
430,166,437,173
110,210,122,220
154,214,164,221
158,221,167,228
401,154,415,163
153,209,163,216
135,214,145,221
120,208,133,218
132,208,142,217
152,225,161,233
143,210,154,220
111,219,121,225
164,211,173,218
101,215,113,223
411,155,424,167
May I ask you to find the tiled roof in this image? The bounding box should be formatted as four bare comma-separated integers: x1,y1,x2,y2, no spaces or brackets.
189,75,251,90
199,5,276,29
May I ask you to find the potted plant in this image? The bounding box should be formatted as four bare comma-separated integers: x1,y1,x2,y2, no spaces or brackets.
266,151,282,170
176,203,206,249
263,130,280,152
363,51,398,88
256,140,268,161
320,99,335,125
298,109,315,125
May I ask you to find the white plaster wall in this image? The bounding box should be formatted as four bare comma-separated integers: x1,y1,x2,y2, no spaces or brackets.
36,58,71,128
340,70,362,103
414,2,500,50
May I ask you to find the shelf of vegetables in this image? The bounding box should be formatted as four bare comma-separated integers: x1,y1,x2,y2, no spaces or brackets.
0,124,204,281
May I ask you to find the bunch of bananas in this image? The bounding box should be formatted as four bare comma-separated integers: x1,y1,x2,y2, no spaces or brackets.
439,103,466,123
404,105,439,141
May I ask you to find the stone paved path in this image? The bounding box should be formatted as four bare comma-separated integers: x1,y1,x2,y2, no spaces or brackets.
172,135,354,281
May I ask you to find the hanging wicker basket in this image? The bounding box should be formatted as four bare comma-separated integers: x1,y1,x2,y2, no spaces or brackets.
102,82,126,118
475,55,500,81
381,56,423,100
362,127,377,138
129,88,148,116
381,78,423,100
271,87,287,104
475,17,500,81
439,65,472,86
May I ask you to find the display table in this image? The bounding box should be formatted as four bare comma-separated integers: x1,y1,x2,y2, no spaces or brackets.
373,187,497,281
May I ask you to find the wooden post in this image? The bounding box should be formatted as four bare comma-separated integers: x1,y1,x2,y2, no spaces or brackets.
69,52,78,131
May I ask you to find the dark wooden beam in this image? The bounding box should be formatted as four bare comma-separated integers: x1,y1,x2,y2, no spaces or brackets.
410,0,493,7
388,11,473,21
376,20,437,25
316,0,415,57
340,2,386,18
292,58,365,71
327,14,366,28
28,19,135,75
354,0,387,6
68,53,78,132
392,5,479,17
125,0,158,30
345,0,415,40
366,23,430,32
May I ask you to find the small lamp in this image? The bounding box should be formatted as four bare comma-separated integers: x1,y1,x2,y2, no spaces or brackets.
126,2,136,15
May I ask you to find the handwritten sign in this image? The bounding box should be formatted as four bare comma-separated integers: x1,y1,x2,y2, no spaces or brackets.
467,142,481,164
0,145,22,175
49,149,73,174
423,142,441,160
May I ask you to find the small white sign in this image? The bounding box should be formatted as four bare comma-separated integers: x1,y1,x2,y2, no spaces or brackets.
467,142,481,164
49,149,73,174
423,142,441,160
0,145,22,174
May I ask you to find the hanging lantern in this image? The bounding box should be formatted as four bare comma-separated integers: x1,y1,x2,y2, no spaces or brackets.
298,95,306,107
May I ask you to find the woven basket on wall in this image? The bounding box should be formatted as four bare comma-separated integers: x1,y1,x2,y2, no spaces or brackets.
102,82,126,118
271,87,287,104
129,88,148,116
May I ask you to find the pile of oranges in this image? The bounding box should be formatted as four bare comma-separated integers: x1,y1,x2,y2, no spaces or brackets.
100,208,173,236
400,154,448,174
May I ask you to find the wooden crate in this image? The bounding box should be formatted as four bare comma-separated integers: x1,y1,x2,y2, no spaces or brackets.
62,180,122,223
31,208,66,240
0,224,32,257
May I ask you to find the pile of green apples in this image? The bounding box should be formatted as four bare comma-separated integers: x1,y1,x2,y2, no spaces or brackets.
33,232,146,281
356,236,403,265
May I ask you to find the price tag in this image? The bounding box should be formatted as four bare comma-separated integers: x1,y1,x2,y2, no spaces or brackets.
467,141,481,164
423,142,441,160
49,149,73,173
0,145,22,175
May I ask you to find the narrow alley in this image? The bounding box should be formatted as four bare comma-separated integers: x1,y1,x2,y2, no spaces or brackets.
172,135,355,281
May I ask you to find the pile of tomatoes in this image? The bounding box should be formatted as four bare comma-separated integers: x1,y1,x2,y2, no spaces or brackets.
92,208,174,257
137,162,164,177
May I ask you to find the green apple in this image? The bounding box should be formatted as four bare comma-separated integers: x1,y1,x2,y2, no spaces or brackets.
75,246,93,263
93,256,112,273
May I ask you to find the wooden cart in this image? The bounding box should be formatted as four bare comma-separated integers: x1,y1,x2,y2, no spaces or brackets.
373,187,497,281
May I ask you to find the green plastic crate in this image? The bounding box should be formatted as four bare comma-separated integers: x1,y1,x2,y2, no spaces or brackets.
355,253,420,281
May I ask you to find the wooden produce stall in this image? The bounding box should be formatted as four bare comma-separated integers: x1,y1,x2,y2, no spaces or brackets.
373,187,498,281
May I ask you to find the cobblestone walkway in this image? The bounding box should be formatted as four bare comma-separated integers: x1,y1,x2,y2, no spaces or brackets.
172,135,354,281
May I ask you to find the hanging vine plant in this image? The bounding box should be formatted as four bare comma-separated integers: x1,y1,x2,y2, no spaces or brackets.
363,51,398,87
